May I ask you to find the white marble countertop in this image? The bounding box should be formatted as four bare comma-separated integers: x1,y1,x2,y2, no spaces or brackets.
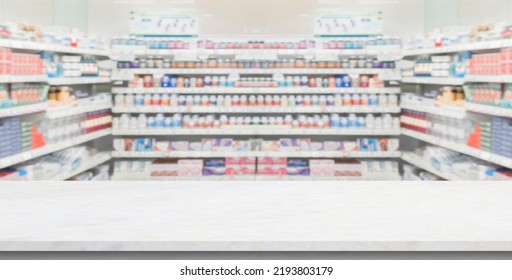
0,181,511,251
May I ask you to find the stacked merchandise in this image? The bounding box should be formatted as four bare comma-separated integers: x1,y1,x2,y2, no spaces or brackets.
111,37,401,52
69,164,110,181
0,146,108,181
401,109,474,141
46,86,111,110
0,84,48,109
42,53,111,78
113,113,399,131
0,22,108,51
464,83,512,108
401,87,465,108
123,74,388,89
403,22,512,51
113,158,399,180
0,109,111,160
117,57,395,70
0,48,44,75
0,117,44,158
114,93,398,109
401,53,470,78
403,145,512,181
468,48,512,75
403,164,442,181
113,137,400,155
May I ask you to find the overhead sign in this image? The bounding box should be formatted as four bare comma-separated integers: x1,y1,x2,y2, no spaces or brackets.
314,12,383,37
129,11,198,37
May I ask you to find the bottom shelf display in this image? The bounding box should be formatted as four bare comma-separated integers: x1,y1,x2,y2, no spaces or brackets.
0,147,111,181
401,146,512,181
112,158,401,181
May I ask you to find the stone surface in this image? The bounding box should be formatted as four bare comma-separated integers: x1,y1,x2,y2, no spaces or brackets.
0,181,511,251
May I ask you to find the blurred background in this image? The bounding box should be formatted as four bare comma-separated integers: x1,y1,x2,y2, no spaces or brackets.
0,0,511,39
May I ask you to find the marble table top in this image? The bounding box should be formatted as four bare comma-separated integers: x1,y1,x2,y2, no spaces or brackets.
0,181,511,251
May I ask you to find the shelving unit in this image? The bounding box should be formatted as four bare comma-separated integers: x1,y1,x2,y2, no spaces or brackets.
112,48,401,57
401,77,465,85
110,173,402,181
401,103,466,119
52,153,112,181
0,39,114,181
401,152,460,181
112,106,401,114
465,102,512,118
47,77,111,86
0,129,111,170
402,128,512,170
109,43,403,181
46,103,112,119
0,103,48,118
112,127,401,136
402,39,512,56
112,68,400,79
0,75,48,83
111,87,401,95
0,39,110,57
112,151,401,159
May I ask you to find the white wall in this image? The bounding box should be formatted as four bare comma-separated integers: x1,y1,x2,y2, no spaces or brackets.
87,0,425,39
459,0,512,25
1,0,512,39
0,0,54,25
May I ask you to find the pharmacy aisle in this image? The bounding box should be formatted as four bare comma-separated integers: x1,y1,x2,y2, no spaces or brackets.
0,23,112,181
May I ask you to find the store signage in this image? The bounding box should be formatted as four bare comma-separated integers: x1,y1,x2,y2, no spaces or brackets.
129,11,198,37
314,12,383,37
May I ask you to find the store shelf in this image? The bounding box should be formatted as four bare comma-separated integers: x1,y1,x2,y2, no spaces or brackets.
401,152,460,181
111,87,401,95
112,48,401,58
401,128,512,169
112,127,402,136
0,103,47,118
47,77,111,85
110,173,402,181
402,75,512,85
464,75,512,83
112,106,401,114
402,39,512,56
52,153,112,181
0,128,111,169
465,102,512,118
401,77,465,85
112,150,401,159
0,75,48,83
112,68,400,78
401,103,466,119
46,103,112,119
0,39,110,56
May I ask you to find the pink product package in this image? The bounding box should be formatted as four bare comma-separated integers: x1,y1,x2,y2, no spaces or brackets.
178,159,203,177
188,142,203,151
240,157,256,165
310,159,335,177
323,141,344,151
226,165,241,176
169,141,189,151
272,157,287,165
150,161,179,177
240,166,256,175
226,157,242,165
212,138,233,151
